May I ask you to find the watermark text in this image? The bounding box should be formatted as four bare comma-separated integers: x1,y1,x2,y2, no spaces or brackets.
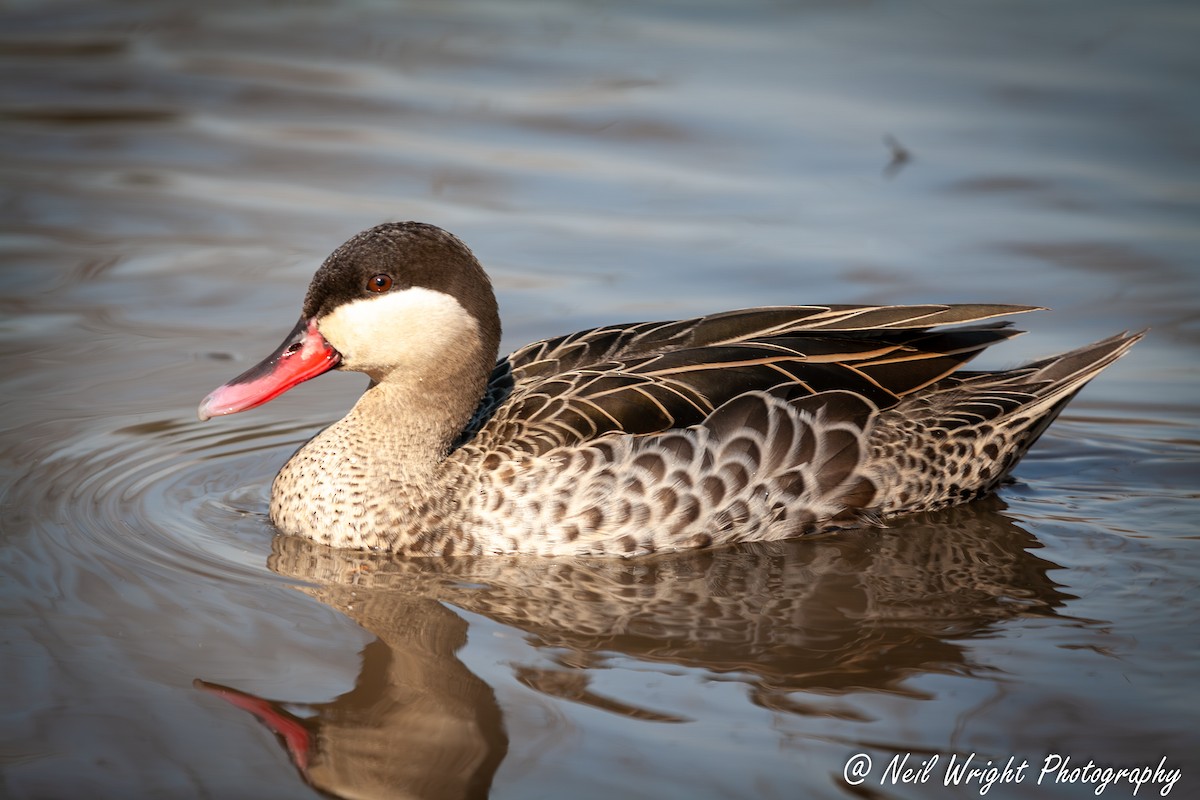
841,752,1181,796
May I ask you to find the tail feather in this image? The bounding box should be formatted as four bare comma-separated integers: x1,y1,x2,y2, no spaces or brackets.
1024,331,1144,389
871,330,1143,517
942,330,1143,413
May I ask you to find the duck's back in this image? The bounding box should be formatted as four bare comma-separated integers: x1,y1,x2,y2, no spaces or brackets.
447,306,1138,557
464,304,1035,457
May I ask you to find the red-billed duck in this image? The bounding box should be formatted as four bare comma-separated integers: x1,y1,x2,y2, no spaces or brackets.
199,222,1141,556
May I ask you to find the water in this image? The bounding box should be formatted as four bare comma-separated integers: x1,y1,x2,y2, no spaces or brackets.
2,1,1197,798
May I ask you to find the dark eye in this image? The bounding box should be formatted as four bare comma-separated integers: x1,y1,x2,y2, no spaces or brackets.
366,273,393,293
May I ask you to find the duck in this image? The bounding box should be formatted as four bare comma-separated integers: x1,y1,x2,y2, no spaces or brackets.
198,222,1141,557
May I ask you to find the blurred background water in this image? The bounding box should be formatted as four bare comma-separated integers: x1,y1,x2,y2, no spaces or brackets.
1,1,1197,798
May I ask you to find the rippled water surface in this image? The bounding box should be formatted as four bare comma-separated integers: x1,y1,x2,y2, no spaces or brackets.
3,1,1198,798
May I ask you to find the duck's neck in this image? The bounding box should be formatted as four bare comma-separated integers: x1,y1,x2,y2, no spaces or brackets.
270,374,486,548
341,376,480,484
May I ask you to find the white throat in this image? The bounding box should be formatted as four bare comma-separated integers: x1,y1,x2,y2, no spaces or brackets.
317,287,482,382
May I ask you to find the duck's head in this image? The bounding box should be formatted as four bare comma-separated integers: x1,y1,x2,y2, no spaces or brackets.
198,222,502,421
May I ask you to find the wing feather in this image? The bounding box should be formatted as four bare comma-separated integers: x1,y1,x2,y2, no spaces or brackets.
470,304,1042,456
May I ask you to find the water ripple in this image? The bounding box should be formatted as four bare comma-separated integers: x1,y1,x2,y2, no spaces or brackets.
8,414,318,587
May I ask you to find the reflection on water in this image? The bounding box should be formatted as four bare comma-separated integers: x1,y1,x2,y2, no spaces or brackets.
199,500,1069,799
198,597,506,800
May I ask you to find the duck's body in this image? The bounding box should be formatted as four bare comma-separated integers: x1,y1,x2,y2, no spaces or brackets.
200,223,1140,556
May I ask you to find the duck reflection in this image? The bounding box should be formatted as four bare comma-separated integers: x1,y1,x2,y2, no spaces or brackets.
198,497,1070,799
197,591,507,800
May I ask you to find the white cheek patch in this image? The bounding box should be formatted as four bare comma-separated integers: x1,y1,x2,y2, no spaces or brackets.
318,287,479,376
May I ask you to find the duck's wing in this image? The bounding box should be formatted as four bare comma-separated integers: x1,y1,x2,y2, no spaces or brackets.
506,304,1036,376
472,305,1039,456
